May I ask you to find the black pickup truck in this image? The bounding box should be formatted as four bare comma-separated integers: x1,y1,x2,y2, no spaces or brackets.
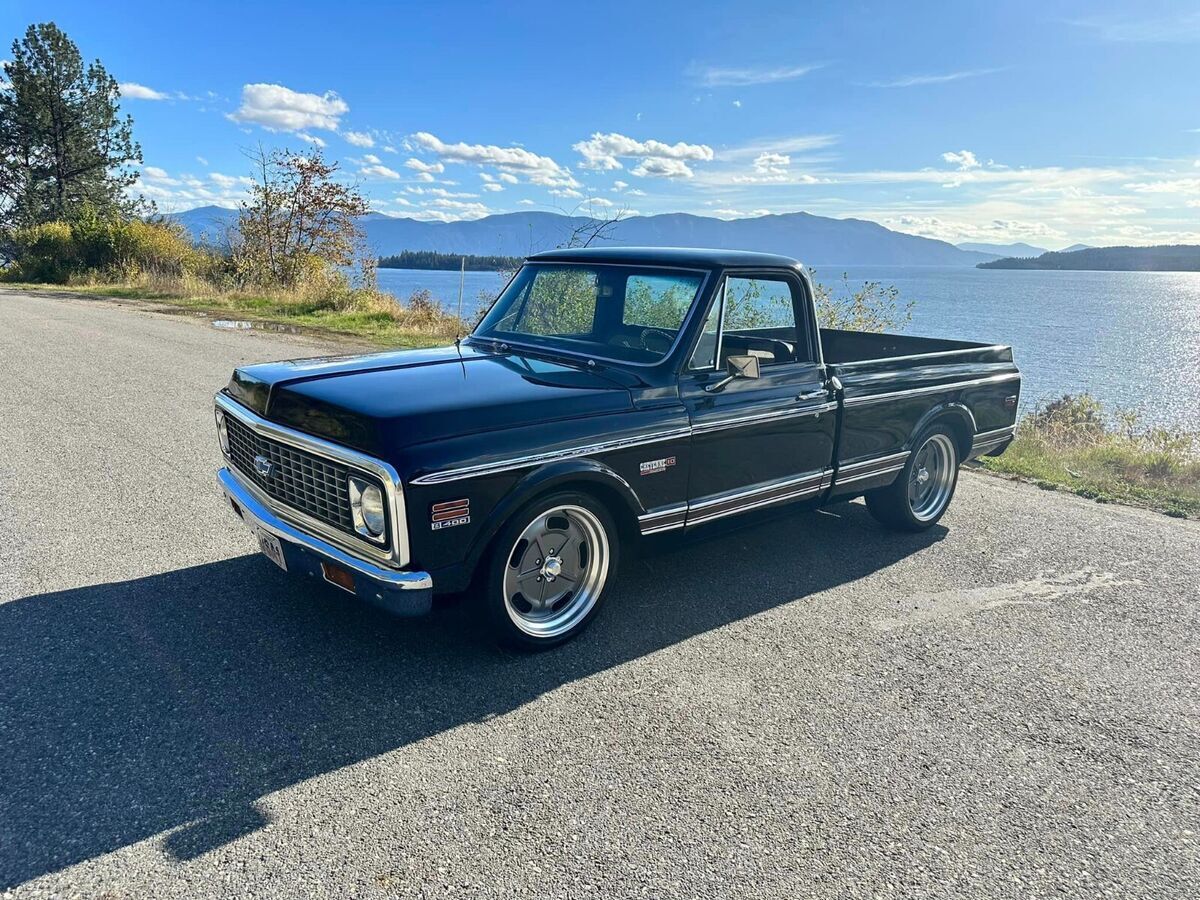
215,247,1020,648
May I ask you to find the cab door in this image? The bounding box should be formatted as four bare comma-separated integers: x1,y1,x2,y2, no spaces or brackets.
679,270,836,526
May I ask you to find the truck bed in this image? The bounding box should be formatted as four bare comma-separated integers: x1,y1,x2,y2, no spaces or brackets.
820,328,1007,366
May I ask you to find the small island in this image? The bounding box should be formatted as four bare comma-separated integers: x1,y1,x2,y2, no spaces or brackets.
978,244,1200,272
378,250,521,272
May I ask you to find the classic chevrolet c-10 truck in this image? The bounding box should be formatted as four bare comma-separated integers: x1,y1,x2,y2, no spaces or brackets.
214,247,1020,648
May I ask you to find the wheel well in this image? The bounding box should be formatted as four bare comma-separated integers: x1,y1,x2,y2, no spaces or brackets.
550,479,641,543
934,413,973,460
473,478,640,583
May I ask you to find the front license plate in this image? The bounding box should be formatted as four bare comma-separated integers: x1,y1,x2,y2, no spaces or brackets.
255,527,287,571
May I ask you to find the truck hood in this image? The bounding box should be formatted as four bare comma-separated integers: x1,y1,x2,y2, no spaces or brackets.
224,344,636,457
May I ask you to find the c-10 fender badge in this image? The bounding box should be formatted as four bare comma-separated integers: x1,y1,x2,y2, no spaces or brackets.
639,456,676,476
431,498,470,530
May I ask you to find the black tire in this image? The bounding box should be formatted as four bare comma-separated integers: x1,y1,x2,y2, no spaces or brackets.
866,423,961,531
481,491,620,650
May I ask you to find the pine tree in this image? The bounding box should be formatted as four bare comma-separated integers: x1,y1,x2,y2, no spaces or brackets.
0,22,143,231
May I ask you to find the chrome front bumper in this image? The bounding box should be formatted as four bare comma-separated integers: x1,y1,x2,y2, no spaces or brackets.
218,467,433,616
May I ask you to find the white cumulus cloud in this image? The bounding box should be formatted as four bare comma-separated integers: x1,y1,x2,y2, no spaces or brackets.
573,132,714,175
630,157,696,178
409,132,577,188
942,150,981,171
753,152,790,175
361,163,401,179
405,158,445,174
229,83,348,132
295,132,326,147
120,82,170,101
345,130,374,148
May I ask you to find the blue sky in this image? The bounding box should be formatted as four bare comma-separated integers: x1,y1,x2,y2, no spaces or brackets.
3,0,1199,247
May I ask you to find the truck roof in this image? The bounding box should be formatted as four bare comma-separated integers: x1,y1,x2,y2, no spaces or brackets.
526,246,804,270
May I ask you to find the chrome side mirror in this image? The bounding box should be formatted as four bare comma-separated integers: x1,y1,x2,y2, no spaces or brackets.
704,354,761,393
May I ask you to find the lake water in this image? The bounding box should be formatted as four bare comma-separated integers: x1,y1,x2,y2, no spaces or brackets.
375,266,1200,429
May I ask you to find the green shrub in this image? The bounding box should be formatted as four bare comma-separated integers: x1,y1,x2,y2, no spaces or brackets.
3,210,201,282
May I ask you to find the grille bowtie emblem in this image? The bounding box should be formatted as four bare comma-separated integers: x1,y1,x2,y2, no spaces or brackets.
253,454,275,478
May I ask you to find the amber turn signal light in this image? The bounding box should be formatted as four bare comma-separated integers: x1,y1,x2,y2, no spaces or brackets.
321,562,356,594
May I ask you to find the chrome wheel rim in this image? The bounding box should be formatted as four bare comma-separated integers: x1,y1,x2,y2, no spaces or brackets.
908,434,957,521
502,504,610,638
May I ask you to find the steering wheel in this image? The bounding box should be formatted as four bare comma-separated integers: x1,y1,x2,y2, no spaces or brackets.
639,328,673,355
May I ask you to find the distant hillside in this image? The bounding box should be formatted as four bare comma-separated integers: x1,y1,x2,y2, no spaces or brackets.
957,241,1049,258
1061,243,1093,253
167,207,995,267
978,245,1200,272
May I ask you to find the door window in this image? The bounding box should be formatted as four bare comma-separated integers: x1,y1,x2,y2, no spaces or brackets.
719,276,807,366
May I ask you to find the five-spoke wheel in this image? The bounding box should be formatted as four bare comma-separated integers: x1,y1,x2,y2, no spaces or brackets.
483,492,618,649
866,423,961,531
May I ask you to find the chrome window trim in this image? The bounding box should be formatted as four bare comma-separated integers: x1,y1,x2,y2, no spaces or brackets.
686,278,727,372
468,261,713,370
843,373,1021,406
215,392,411,568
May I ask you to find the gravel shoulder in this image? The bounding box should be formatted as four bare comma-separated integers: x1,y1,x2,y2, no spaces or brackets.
1,287,1197,899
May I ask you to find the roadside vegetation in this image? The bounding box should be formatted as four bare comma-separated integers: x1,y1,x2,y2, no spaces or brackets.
978,394,1200,518
3,21,1194,519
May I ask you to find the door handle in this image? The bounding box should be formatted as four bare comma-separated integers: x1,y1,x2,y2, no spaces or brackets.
796,389,827,401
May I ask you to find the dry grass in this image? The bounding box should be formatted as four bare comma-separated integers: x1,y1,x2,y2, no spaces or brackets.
24,271,470,348
980,394,1200,518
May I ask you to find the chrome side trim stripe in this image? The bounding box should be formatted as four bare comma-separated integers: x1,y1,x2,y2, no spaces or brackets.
688,481,825,526
837,450,910,475
410,428,692,485
414,402,843,486
843,373,1020,407
692,401,838,435
638,504,688,535
833,464,906,486
684,469,829,527
972,425,1016,443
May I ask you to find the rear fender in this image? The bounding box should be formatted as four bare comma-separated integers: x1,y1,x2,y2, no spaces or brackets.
908,402,977,458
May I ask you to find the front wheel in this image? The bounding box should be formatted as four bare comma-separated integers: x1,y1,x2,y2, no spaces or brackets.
482,492,619,650
866,425,960,531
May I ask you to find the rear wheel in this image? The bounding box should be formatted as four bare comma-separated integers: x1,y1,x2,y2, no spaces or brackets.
482,491,618,650
866,424,960,531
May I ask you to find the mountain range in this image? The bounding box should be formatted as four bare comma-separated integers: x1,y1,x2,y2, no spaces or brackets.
168,206,1006,267
955,241,1049,258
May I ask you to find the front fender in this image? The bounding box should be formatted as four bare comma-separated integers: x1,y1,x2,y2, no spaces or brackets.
459,458,646,581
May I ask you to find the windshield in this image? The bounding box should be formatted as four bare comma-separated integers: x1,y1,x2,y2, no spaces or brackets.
472,263,705,364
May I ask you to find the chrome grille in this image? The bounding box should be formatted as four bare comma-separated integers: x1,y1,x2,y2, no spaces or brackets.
224,413,356,535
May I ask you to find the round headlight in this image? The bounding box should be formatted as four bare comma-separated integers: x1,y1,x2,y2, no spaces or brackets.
214,409,229,454
349,476,387,540
359,484,386,536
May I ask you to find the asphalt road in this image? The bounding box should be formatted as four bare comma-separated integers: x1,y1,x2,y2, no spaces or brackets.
1,287,1198,899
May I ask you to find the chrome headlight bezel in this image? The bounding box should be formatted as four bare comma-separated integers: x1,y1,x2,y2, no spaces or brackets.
214,407,230,454
348,475,388,543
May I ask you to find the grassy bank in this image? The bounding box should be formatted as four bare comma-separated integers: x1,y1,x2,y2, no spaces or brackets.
978,395,1200,519
4,273,467,348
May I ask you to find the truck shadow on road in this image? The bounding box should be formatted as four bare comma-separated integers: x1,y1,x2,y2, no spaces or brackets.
0,502,944,888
